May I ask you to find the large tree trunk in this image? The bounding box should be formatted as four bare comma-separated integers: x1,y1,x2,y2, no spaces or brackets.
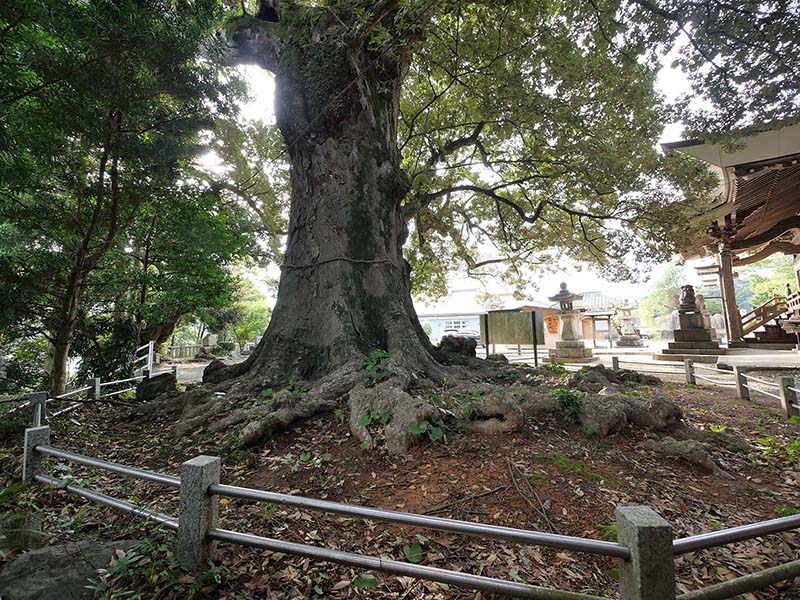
215,15,437,385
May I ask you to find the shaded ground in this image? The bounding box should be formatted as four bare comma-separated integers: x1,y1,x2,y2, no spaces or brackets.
1,372,799,599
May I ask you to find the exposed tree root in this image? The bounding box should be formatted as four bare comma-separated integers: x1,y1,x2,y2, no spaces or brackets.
144,355,692,457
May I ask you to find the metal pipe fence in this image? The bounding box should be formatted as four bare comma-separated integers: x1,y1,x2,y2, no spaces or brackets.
13,356,178,427
21,429,800,600
209,483,629,558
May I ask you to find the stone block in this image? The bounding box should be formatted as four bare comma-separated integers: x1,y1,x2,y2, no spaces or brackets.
616,506,675,600
667,341,719,350
678,313,704,329
177,455,220,569
674,329,713,342
555,340,587,349
555,348,593,358
662,348,725,355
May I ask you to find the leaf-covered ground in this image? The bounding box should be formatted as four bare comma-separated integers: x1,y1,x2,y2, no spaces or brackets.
1,372,799,599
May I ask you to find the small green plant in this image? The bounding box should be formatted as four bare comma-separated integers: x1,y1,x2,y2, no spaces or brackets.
546,452,622,487
88,537,227,598
353,574,379,590
408,418,445,443
357,410,392,428
775,506,800,517
363,349,395,386
544,363,568,378
757,436,800,466
788,415,800,425
709,424,728,433
402,542,424,563
553,388,585,424
596,522,618,542
287,378,308,399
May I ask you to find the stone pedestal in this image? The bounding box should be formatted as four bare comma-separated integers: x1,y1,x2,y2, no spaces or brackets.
549,340,594,363
654,285,724,363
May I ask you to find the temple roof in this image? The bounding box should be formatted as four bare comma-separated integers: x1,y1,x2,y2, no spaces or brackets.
663,123,800,262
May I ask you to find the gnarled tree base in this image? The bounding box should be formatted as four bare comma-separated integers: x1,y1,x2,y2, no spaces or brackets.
152,358,686,456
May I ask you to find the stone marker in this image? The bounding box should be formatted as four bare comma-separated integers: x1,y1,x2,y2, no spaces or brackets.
177,455,220,569
617,506,675,600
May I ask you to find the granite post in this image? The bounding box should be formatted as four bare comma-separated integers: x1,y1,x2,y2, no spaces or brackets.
23,426,50,483
617,506,675,600
177,455,220,569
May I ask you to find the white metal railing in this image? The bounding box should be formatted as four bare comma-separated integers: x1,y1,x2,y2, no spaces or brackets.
610,356,684,375
606,358,800,421
18,363,177,428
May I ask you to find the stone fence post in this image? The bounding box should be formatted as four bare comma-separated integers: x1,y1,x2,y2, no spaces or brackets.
684,359,695,385
779,376,798,418
177,455,220,569
23,426,51,483
612,356,620,371
91,377,102,400
617,506,675,600
733,367,750,401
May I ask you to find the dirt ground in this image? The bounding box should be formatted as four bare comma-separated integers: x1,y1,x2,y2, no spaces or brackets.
1,372,799,599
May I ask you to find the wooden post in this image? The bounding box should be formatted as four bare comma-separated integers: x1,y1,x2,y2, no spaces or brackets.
684,359,695,385
719,246,743,343
91,377,101,400
617,506,675,600
612,356,620,371
733,367,750,401
779,376,799,418
482,313,490,359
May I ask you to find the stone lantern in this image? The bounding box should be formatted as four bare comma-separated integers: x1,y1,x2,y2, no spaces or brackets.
616,300,644,348
547,283,593,363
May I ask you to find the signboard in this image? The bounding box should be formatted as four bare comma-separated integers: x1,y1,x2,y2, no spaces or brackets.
480,310,545,346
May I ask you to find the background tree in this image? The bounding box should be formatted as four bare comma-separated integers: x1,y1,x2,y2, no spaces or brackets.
638,265,685,332
0,0,242,392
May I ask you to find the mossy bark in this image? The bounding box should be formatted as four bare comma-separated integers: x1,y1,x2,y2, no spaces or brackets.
216,14,437,385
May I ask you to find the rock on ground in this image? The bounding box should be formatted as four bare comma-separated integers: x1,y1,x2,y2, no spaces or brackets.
486,353,509,363
135,372,177,402
0,540,134,600
642,436,731,477
438,336,477,357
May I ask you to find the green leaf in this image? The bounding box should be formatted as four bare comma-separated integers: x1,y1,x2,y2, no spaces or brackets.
357,414,372,427
353,574,379,589
408,421,427,435
402,543,423,564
